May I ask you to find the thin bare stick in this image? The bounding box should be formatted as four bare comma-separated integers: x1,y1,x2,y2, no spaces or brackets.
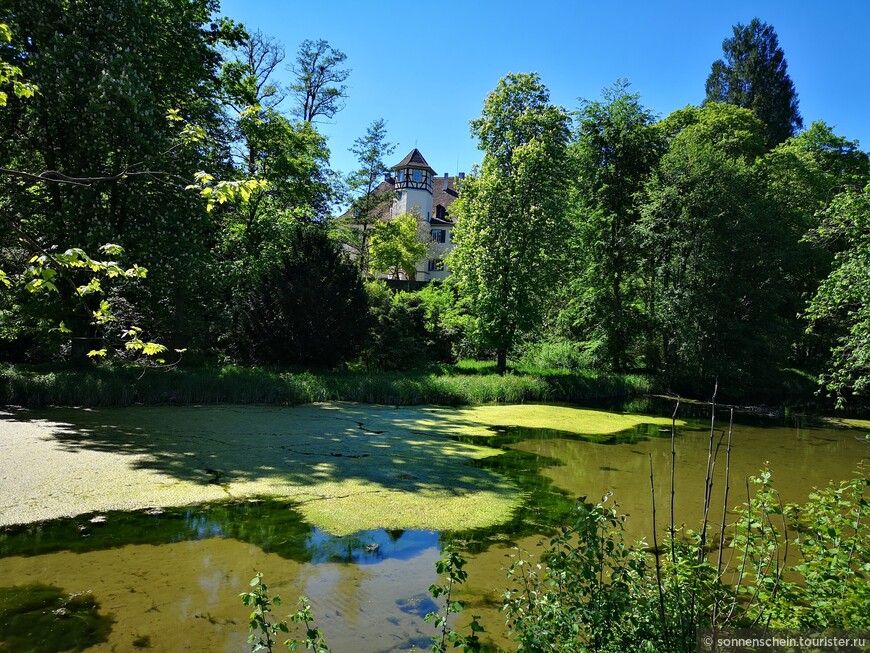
712,408,734,628
649,454,669,650
668,395,688,639
716,410,734,578
670,395,680,548
699,380,719,563
0,166,191,187
725,478,753,623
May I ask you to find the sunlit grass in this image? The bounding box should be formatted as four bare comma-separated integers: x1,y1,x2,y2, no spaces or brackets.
0,362,652,408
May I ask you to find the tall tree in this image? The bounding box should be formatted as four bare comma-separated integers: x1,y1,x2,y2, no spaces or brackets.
450,73,571,374
761,122,870,373
221,29,286,116
705,18,802,150
341,119,395,274
568,81,662,371
638,103,794,394
804,183,870,407
0,0,243,358
289,39,350,124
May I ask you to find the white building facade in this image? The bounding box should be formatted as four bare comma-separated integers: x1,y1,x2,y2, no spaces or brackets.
378,148,462,282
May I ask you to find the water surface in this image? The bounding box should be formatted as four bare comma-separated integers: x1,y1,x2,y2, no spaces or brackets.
1,403,867,652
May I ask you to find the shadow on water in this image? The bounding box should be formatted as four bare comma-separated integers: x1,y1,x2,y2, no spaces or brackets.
0,500,440,566
0,416,687,563
2,396,841,564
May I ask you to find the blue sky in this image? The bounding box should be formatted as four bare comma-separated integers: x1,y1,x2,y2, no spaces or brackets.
219,0,870,178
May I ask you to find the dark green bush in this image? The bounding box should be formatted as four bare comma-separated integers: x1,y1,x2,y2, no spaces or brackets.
236,225,368,368
360,282,453,370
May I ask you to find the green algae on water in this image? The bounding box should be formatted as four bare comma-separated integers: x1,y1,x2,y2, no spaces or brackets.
0,584,113,653
0,403,681,535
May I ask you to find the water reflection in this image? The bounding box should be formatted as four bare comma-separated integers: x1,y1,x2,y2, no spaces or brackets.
1,405,868,653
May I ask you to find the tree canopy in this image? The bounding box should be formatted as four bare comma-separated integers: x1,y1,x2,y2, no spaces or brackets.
1,7,869,408
705,18,803,150
450,73,571,373
568,81,662,371
289,39,350,124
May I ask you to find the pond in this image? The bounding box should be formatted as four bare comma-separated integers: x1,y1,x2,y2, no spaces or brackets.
0,402,867,652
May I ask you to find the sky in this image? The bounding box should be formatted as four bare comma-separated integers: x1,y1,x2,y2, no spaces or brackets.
219,0,870,179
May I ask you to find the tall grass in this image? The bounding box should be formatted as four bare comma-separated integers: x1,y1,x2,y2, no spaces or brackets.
0,362,652,408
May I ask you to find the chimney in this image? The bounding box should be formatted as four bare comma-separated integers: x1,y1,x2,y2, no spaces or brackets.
443,172,449,191
458,172,465,180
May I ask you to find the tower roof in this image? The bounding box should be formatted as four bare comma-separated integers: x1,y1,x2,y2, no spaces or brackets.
391,148,436,174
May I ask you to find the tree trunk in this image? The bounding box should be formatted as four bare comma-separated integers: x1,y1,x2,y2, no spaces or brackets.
496,348,507,375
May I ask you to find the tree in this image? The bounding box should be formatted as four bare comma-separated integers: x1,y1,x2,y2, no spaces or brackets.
567,81,662,371
339,119,395,274
761,122,870,375
289,39,350,124
369,212,428,280
450,73,571,374
236,224,367,367
0,0,244,359
221,29,286,116
637,104,795,394
220,29,334,226
705,18,802,150
804,183,870,406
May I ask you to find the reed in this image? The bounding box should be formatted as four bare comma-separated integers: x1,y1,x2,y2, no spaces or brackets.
0,362,652,407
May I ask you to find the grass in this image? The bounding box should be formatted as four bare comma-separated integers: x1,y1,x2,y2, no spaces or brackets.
0,361,653,408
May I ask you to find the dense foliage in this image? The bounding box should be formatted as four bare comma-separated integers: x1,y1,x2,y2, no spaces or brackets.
450,73,571,373
235,225,367,368
705,18,802,150
502,468,869,652
0,8,868,405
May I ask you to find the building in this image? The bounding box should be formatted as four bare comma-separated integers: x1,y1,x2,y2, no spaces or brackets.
350,148,464,282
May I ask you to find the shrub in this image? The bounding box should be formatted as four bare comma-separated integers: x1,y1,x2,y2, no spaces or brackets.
501,467,869,652
236,225,368,368
515,338,599,372
360,282,453,370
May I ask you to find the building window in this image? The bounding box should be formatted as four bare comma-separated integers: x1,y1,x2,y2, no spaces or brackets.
430,229,446,243
397,170,405,182
428,259,445,272
435,205,446,220
413,169,421,182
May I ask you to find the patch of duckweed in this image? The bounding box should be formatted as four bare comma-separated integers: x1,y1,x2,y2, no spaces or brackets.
411,404,684,439
1,403,683,536
0,584,113,652
0,404,520,534
837,417,870,430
